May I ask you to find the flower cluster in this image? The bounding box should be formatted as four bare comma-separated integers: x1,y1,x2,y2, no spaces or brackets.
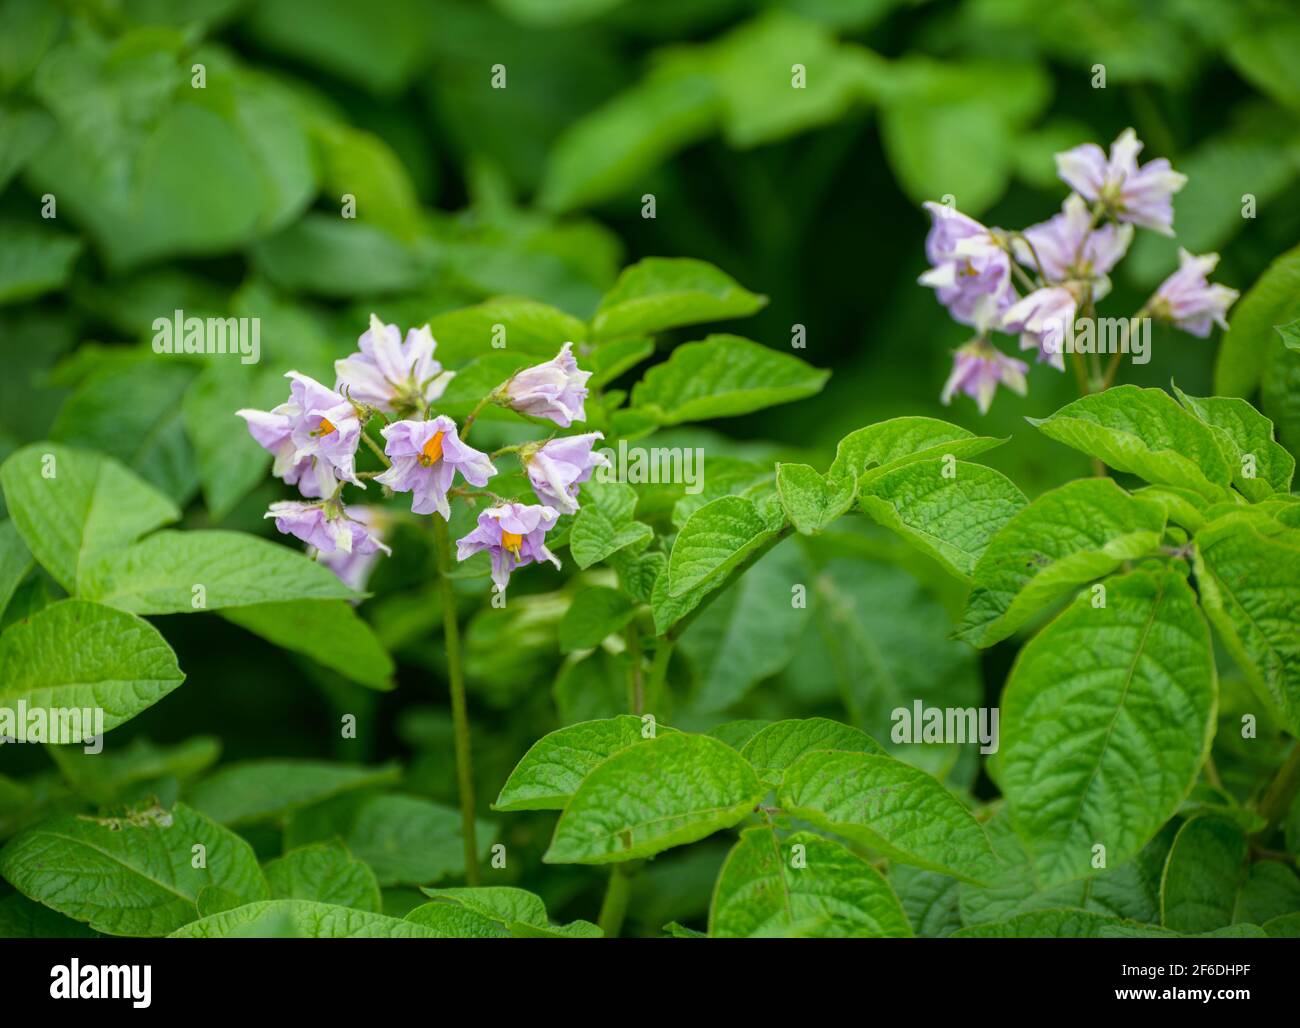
920,128,1239,412
239,323,607,594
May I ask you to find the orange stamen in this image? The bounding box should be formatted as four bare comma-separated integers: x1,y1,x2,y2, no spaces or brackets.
317,417,337,436
419,431,445,467
501,530,523,557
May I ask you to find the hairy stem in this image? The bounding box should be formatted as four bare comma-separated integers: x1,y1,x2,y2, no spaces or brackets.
432,515,480,886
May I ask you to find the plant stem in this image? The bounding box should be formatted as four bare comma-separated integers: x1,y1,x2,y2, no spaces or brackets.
360,431,391,467
432,515,480,886
1255,741,1300,837
625,626,644,715
597,864,633,938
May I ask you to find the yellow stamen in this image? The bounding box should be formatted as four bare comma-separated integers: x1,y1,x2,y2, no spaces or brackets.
501,530,523,557
418,431,445,467
317,417,337,436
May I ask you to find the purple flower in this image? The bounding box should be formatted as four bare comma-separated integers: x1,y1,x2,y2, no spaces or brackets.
1014,193,1132,291
335,315,454,414
1001,286,1078,371
1148,249,1239,337
456,502,561,592
502,343,591,427
238,372,363,496
265,501,391,560
919,202,1016,331
314,506,391,591
375,415,496,519
523,432,610,515
941,340,1029,415
1055,129,1187,235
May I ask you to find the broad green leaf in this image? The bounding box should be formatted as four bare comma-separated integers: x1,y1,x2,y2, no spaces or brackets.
0,518,32,619
1235,861,1300,926
0,801,266,936
263,841,382,913
187,760,400,827
495,715,666,812
558,586,635,653
775,462,854,534
220,600,395,690
591,259,766,341
252,214,431,297
411,886,601,938
1279,318,1300,353
426,297,587,366
890,864,962,938
956,478,1166,647
708,719,772,751
0,600,184,740
739,717,884,784
777,750,996,881
857,459,1027,579
607,545,665,603
1172,386,1295,501
1160,815,1247,934
1029,386,1234,500
0,442,179,592
827,415,1005,489
1133,484,1209,533
315,121,421,242
181,363,277,520
589,336,654,388
952,909,1168,938
1215,243,1300,397
0,221,81,305
709,826,911,938
0,892,98,938
568,480,653,570
1262,333,1300,455
629,335,827,425
1226,18,1300,114
667,494,786,597
544,732,764,864
171,900,440,938
1264,912,1300,938
1194,511,1300,734
284,792,496,887
1001,568,1216,885
79,530,359,612
47,735,219,807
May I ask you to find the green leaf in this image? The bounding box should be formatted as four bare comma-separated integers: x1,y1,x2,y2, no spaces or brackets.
709,826,911,938
263,841,382,913
315,121,421,242
544,732,764,864
667,494,786,597
775,463,855,535
1001,568,1216,885
1279,318,1300,353
1215,243,1300,397
777,750,996,881
47,735,219,807
1030,386,1234,500
1194,511,1300,734
952,909,1167,938
0,220,81,305
252,214,431,297
0,518,32,620
0,600,185,741
410,886,601,938
79,530,360,612
0,801,266,936
739,717,884,785
495,715,666,812
181,363,277,519
857,458,1027,579
1235,861,1300,925
956,478,1167,647
0,442,179,593
568,480,653,570
426,297,588,366
558,586,636,653
219,600,395,690
827,416,1006,489
1160,815,1247,934
1172,386,1295,501
171,900,442,938
591,259,766,341
629,335,825,424
187,760,401,827
0,892,98,938
890,864,962,938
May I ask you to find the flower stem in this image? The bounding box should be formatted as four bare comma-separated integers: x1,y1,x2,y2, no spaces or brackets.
432,515,480,886
360,431,391,467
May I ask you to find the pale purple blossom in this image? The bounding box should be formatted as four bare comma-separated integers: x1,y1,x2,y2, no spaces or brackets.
313,506,391,592
375,415,496,519
1055,129,1187,235
456,502,561,592
265,501,391,560
502,343,591,427
1001,286,1078,370
941,340,1028,415
1014,193,1132,292
335,315,453,414
236,406,332,498
1148,249,1239,337
919,202,1016,331
523,432,610,515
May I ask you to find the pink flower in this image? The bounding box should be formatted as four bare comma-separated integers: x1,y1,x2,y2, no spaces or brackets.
335,315,453,414
314,506,391,591
1148,249,1239,337
941,340,1029,415
502,343,591,427
456,502,561,592
265,501,391,559
375,416,496,519
523,433,609,515
1001,286,1078,371
919,202,1017,331
1014,193,1132,291
1055,129,1187,235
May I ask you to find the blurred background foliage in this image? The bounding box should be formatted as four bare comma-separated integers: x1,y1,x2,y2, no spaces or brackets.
2,0,1299,934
